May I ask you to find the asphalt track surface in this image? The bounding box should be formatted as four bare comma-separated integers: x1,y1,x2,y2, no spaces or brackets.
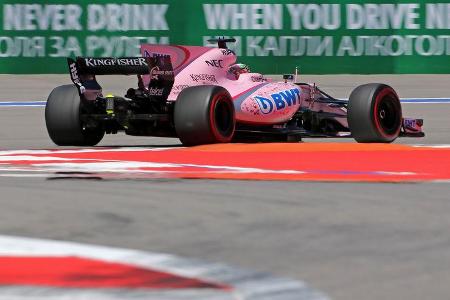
1,75,450,300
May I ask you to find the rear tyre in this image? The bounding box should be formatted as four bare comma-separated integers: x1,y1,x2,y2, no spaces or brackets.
45,85,104,146
348,83,402,143
174,85,235,146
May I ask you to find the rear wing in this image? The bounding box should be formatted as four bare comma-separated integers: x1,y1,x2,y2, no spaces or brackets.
67,56,174,100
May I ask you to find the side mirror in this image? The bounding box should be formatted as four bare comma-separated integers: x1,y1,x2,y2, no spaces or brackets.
283,74,294,83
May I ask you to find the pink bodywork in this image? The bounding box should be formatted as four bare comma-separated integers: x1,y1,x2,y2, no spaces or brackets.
141,44,347,126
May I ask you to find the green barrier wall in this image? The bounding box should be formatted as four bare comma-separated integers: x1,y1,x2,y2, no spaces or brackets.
1,0,450,74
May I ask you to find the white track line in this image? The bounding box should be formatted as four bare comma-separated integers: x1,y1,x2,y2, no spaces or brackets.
0,147,181,156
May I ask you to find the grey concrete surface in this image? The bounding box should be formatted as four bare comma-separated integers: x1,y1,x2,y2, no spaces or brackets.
0,75,449,300
0,179,450,300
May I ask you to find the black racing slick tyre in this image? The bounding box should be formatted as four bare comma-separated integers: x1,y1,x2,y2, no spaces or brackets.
348,83,402,143
174,85,235,146
45,85,104,146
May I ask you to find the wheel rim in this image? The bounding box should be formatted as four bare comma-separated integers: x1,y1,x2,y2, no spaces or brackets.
211,95,234,139
373,89,402,139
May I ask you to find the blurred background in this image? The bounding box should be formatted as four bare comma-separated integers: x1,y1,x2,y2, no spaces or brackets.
1,0,449,74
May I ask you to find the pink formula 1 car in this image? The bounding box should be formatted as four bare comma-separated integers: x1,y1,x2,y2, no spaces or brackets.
46,38,424,146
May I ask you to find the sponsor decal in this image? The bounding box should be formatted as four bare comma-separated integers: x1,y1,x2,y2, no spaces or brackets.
69,62,85,94
190,74,218,83
171,85,190,95
403,118,423,133
150,66,160,80
144,51,168,59
221,49,235,56
205,59,223,68
255,88,300,114
251,75,267,82
152,70,173,76
173,85,190,91
152,53,167,58
149,66,173,81
148,87,164,96
404,119,417,128
84,57,147,67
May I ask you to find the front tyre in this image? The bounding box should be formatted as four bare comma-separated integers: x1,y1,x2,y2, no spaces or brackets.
348,83,402,143
45,85,104,146
174,85,235,146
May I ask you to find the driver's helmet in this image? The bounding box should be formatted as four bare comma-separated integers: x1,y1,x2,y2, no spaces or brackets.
227,63,250,80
